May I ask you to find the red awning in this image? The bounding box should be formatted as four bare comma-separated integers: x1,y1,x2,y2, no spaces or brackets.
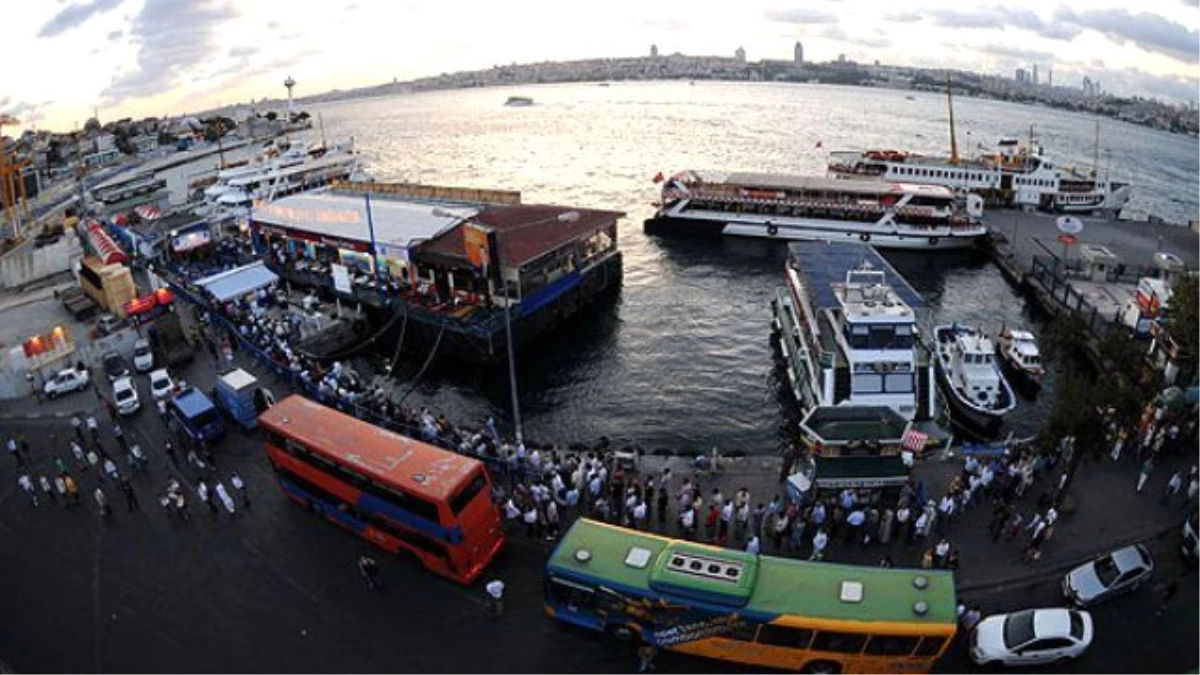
87,221,128,265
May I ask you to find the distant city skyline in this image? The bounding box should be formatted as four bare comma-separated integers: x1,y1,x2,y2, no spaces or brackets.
4,0,1198,132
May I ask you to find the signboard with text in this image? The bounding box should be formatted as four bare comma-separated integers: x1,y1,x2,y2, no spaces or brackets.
331,263,353,294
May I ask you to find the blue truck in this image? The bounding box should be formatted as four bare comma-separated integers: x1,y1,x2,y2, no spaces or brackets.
168,387,225,444
212,368,261,430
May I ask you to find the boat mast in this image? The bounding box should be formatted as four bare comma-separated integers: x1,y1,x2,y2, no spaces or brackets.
1092,119,1100,179
946,72,959,165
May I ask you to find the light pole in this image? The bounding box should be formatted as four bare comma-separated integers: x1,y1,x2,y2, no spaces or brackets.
502,274,522,445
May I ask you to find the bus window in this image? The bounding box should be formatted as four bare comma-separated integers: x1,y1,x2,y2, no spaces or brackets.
548,578,596,610
864,635,919,656
811,632,867,654
450,472,488,515
913,636,947,657
757,625,813,649
725,623,759,642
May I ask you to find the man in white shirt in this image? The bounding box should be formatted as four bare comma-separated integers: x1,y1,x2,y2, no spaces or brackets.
809,529,828,561
485,579,505,616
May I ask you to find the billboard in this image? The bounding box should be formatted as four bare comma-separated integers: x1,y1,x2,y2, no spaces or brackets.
463,223,501,284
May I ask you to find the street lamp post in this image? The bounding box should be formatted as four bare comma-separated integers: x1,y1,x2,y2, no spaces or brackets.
501,275,523,445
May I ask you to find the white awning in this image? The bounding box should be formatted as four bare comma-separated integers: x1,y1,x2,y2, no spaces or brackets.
196,262,279,302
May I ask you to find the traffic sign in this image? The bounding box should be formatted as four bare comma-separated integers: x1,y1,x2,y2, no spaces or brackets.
1056,215,1084,235
1057,233,1078,246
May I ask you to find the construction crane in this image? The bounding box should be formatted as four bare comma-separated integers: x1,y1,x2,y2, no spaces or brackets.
0,113,33,241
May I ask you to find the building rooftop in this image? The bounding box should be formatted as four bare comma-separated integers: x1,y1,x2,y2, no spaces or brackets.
253,190,477,253
419,204,625,268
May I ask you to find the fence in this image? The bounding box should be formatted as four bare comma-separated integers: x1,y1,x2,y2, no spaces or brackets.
164,275,513,478
1029,256,1125,340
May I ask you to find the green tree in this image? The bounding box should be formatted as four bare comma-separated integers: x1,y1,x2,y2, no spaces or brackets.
1040,312,1090,372
1166,275,1198,380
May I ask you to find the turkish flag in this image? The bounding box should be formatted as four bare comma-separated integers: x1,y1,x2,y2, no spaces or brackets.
652,171,665,183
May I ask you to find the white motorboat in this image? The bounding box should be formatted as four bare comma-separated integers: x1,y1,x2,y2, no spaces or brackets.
933,323,1017,432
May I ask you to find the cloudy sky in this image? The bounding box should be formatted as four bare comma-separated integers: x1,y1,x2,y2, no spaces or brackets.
4,0,1198,132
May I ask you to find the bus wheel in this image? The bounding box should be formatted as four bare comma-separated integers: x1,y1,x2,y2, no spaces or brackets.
800,660,841,674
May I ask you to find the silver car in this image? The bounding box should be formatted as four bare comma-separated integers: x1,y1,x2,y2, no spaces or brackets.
1062,544,1153,607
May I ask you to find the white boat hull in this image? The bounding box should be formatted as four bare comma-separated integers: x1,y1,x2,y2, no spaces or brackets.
647,212,984,250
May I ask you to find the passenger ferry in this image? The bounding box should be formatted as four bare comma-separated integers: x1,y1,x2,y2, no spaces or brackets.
645,171,986,250
827,141,1131,214
200,138,363,219
771,241,938,423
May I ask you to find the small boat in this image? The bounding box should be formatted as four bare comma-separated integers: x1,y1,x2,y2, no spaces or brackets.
995,326,1045,394
933,323,1017,433
504,96,534,107
905,95,916,101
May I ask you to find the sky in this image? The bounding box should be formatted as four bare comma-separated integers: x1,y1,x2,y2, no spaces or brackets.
3,0,1199,132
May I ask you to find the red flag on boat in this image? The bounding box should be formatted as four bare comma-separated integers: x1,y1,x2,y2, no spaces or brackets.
652,171,665,183
815,140,823,148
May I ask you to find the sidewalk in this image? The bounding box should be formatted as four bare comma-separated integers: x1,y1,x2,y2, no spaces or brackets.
625,448,1195,594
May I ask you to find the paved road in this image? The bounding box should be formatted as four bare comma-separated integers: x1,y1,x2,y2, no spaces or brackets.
2,410,1195,673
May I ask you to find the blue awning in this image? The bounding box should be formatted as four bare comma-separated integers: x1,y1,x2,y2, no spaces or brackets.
196,262,279,302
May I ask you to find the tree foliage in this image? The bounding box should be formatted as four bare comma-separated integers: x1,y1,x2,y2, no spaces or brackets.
1040,312,1090,371
1167,274,1198,379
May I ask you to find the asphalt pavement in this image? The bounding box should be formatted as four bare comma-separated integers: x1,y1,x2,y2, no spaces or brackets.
0,330,1196,673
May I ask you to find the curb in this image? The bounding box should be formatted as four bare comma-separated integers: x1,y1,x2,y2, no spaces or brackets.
956,520,1183,595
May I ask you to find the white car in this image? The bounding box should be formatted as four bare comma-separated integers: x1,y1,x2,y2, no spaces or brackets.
112,376,141,415
970,608,1093,667
133,338,155,372
44,368,90,399
1062,544,1153,607
148,369,175,401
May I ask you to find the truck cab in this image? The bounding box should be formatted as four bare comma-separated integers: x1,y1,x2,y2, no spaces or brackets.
168,387,225,444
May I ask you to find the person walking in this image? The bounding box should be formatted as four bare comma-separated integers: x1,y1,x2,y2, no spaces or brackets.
7,437,25,469
746,535,761,555
71,415,85,445
230,472,251,510
809,528,828,561
118,478,139,512
1137,457,1155,493
38,475,56,503
86,415,100,447
1164,470,1184,503
94,486,113,518
63,474,80,507
933,538,951,569
215,481,237,515
485,578,505,616
961,605,983,632
1154,580,1179,618
636,643,658,673
358,555,382,591
17,474,39,507
198,481,218,515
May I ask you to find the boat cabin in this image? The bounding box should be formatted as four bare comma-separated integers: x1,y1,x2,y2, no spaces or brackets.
947,330,1002,408
1004,330,1042,371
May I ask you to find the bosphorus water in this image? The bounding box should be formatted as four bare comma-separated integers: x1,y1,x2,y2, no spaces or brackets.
311,81,1200,455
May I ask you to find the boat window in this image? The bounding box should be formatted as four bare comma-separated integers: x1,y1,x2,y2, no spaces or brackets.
847,324,870,349
868,325,895,349
852,374,884,394
885,373,914,393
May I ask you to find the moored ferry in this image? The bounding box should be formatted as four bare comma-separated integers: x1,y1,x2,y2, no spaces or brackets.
645,170,986,250
771,241,938,423
827,141,1131,215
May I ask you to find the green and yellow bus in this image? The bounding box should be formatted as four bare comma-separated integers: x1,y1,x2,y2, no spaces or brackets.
544,519,957,673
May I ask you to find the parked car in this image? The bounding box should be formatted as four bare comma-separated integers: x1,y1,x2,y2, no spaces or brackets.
133,338,155,372
102,351,130,381
148,368,175,401
1062,544,1154,607
970,608,1093,667
43,368,90,399
97,313,123,335
112,376,141,416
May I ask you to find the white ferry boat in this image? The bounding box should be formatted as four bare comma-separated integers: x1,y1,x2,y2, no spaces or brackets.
201,138,363,219
995,326,1045,395
645,171,986,250
933,323,1017,433
827,140,1131,215
771,241,938,423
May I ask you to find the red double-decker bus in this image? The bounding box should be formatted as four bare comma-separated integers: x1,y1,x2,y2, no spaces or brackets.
259,395,505,584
